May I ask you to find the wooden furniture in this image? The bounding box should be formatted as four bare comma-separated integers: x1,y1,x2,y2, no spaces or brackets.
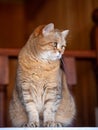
0,9,98,127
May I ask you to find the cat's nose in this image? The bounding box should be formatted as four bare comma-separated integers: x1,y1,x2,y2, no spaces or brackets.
58,50,64,55
58,50,62,53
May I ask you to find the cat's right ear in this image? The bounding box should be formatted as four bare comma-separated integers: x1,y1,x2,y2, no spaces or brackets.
42,23,54,36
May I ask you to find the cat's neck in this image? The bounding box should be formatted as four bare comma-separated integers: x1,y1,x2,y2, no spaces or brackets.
28,41,60,66
32,53,60,72
36,59,60,72
34,56,60,68
19,41,61,71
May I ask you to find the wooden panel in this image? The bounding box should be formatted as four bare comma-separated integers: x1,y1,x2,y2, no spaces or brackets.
0,2,25,48
0,85,6,126
62,57,77,85
0,56,9,126
0,56,9,84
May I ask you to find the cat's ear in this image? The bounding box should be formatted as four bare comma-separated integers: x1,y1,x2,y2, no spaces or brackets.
62,30,69,38
42,23,54,36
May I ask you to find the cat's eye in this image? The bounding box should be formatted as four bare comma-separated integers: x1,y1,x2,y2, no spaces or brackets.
54,42,58,47
61,45,66,50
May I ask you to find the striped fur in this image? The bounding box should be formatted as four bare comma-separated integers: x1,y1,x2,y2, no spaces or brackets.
9,23,76,127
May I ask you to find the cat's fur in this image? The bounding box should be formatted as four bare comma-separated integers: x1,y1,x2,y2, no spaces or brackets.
9,23,76,127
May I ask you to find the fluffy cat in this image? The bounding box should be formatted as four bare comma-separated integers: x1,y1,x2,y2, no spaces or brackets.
9,23,76,127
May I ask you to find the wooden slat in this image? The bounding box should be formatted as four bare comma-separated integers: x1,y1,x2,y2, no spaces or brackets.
0,56,9,126
0,85,6,127
0,48,20,56
64,50,96,58
62,57,77,85
95,27,98,64
0,56,9,84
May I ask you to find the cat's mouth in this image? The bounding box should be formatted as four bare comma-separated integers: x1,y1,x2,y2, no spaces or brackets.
57,55,62,59
39,51,62,61
56,54,62,59
50,51,63,60
56,52,62,59
51,53,62,60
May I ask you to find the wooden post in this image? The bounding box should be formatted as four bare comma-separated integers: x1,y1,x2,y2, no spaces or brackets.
92,8,98,106
92,8,98,64
0,56,9,127
62,56,77,86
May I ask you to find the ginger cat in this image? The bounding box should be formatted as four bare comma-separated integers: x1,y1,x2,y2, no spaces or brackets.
9,23,76,127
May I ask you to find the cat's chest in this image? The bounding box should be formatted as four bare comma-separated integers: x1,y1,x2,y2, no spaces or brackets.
30,62,59,78
19,60,60,83
31,66,59,82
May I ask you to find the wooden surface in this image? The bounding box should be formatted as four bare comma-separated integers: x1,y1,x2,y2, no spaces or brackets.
0,128,97,130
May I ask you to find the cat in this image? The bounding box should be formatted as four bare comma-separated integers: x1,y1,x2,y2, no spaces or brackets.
9,23,76,127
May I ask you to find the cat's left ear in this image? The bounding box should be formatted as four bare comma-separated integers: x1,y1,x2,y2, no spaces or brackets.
62,30,69,38
42,23,54,36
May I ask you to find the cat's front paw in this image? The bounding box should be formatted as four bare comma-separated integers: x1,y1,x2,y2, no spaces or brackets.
44,121,63,127
44,121,55,127
22,122,39,127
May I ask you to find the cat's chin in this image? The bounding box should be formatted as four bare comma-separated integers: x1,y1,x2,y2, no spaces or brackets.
49,56,62,61
40,57,61,62
39,54,62,61
52,55,62,60
50,54,62,61
57,55,62,59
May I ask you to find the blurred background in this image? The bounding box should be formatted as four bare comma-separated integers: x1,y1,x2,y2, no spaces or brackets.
0,0,98,127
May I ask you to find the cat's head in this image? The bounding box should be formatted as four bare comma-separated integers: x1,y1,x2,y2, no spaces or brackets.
32,23,69,61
